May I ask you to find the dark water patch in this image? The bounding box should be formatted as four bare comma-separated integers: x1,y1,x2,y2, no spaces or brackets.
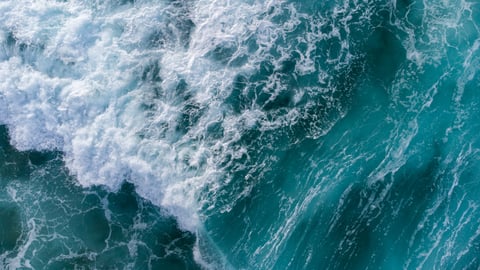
115,0,135,6
146,30,167,48
245,35,259,55
176,102,204,135
262,90,293,111
175,17,196,49
279,53,298,74
171,79,208,135
28,151,56,166
2,31,43,60
365,27,406,85
107,182,139,225
148,223,198,269
226,74,249,113
208,41,238,65
5,31,16,47
0,126,31,180
314,35,343,63
0,203,22,254
170,78,195,105
166,0,196,49
175,78,190,101
138,61,163,114
128,201,200,270
141,61,162,83
70,208,110,252
229,54,249,67
205,121,224,140
252,60,275,83
207,40,248,67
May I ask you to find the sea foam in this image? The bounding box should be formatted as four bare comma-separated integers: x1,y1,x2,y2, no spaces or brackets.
0,0,322,233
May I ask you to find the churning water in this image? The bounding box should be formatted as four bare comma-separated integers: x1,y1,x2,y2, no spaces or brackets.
1,0,480,269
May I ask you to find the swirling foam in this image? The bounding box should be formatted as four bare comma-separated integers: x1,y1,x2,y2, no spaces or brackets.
0,0,351,234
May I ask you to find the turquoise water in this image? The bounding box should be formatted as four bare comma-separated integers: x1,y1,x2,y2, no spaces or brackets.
1,0,480,269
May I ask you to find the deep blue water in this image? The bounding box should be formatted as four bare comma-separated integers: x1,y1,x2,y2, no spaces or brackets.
1,0,480,269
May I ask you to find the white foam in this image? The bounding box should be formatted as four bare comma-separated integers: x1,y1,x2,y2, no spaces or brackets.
0,0,356,246
0,0,319,233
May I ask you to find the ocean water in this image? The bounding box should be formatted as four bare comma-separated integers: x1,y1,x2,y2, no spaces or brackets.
1,0,480,269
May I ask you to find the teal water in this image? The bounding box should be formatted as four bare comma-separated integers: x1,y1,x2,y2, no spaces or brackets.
0,126,199,269
1,0,480,269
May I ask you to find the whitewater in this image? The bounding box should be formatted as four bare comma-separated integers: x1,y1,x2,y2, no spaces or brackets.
1,0,480,269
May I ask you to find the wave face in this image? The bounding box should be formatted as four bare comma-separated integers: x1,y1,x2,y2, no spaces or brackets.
1,0,480,269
